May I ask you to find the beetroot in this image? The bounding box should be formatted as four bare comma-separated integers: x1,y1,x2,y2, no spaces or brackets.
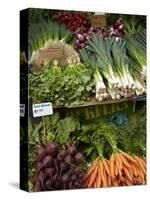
43,155,53,167
64,155,73,165
67,145,77,156
44,179,53,190
45,142,59,157
74,152,85,164
67,169,74,176
71,174,77,181
68,181,74,189
33,181,42,192
62,173,70,183
45,168,55,177
74,166,81,174
59,162,67,173
34,143,85,191
37,161,44,172
36,147,46,161
57,150,67,161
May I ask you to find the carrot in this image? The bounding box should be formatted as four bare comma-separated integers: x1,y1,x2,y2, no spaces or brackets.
125,178,132,186
110,153,115,178
119,153,132,169
116,153,123,170
115,162,118,177
121,152,137,164
103,168,108,187
94,181,97,188
93,157,100,165
130,162,138,177
85,164,97,180
107,174,112,187
100,161,107,187
88,165,98,187
134,156,146,176
123,167,133,182
102,159,110,176
140,158,146,169
113,178,119,187
134,164,143,179
115,154,122,177
97,164,102,187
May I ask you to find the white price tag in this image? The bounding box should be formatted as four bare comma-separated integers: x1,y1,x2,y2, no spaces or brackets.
32,102,53,117
20,104,25,117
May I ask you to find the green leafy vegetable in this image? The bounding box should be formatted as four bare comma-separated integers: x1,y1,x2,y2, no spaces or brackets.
29,63,95,106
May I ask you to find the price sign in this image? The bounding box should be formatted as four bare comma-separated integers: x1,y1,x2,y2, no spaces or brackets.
33,102,53,117
91,15,106,28
20,104,25,117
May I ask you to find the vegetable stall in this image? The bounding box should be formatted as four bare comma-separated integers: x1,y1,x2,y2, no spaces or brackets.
20,9,146,192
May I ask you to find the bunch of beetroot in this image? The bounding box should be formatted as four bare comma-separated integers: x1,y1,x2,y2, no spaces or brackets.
55,12,89,32
33,142,86,191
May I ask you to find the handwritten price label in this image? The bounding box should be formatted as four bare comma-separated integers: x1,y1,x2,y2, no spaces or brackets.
32,102,53,117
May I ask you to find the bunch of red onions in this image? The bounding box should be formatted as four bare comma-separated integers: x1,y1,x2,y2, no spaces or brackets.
75,27,108,50
75,19,125,50
55,12,89,32
109,19,125,38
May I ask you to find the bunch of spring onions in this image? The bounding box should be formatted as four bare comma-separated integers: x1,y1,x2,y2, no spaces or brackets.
80,34,146,102
126,29,146,96
29,20,74,52
94,68,110,102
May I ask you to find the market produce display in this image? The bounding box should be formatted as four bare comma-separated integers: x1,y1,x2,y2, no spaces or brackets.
24,9,147,192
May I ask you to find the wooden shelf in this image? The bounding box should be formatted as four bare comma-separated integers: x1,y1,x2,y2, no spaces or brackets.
53,95,146,109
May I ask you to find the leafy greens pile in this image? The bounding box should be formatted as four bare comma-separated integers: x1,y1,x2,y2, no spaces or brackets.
29,62,95,106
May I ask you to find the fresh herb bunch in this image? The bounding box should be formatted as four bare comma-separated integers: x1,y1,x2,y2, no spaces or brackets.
29,62,95,106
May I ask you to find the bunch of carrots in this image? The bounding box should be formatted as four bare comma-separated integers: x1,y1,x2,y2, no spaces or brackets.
84,151,146,188
84,157,111,188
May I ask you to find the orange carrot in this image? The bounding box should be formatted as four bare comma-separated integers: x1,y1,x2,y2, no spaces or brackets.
88,165,98,187
107,174,112,187
119,153,132,169
100,161,107,187
123,167,133,182
102,159,110,176
134,156,146,176
140,158,146,169
103,165,108,187
121,152,137,164
110,154,115,177
116,153,123,170
97,164,102,187
131,162,138,177
94,181,97,188
85,165,96,180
